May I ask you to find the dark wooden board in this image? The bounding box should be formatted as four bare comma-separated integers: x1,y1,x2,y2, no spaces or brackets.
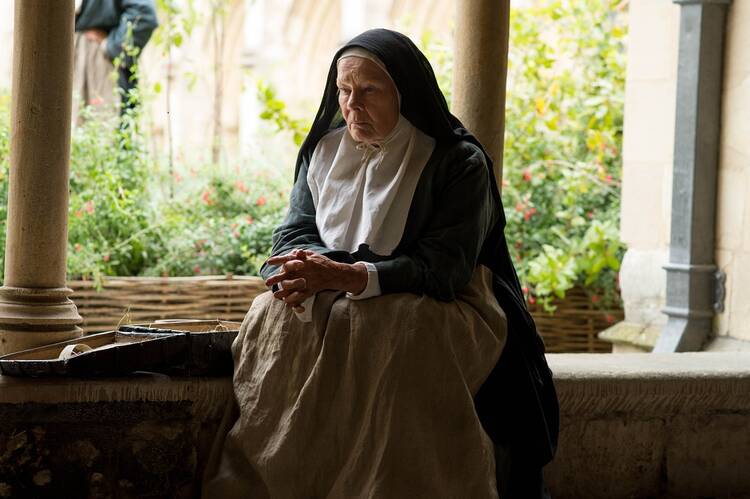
0,320,241,377
0,331,187,377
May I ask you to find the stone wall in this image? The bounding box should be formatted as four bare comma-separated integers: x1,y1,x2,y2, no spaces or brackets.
618,0,680,331
716,0,750,342
2,354,749,498
0,376,231,498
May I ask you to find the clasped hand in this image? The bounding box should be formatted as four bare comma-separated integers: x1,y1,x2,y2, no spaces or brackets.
265,250,367,312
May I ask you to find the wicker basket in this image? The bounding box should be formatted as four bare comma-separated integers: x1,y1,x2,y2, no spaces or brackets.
69,275,267,334
527,286,622,353
69,276,620,353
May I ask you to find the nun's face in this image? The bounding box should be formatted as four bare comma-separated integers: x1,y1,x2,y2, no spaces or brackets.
336,57,399,143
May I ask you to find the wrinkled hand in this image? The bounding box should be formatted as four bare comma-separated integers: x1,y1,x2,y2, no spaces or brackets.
85,28,108,44
264,250,367,312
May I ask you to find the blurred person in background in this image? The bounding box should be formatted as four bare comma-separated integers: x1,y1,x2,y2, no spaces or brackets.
72,0,158,124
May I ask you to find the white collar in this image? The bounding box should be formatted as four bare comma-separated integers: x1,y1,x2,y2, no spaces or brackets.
307,115,436,256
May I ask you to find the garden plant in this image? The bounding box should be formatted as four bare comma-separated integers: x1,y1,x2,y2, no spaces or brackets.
0,0,626,313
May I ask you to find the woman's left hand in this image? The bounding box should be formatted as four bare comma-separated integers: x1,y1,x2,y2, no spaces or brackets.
265,250,367,310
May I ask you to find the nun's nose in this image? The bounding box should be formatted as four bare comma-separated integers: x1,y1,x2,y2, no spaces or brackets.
348,90,364,110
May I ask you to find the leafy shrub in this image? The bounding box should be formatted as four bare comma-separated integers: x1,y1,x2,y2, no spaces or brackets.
0,91,289,283
66,107,156,281
0,93,9,279
424,0,627,309
503,0,626,309
0,0,627,307
257,81,311,147
140,169,289,277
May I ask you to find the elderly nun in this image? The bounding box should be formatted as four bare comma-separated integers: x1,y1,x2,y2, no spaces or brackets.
203,29,558,499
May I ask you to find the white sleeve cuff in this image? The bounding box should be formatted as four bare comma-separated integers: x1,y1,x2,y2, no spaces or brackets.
294,294,315,322
347,262,381,300
277,281,315,322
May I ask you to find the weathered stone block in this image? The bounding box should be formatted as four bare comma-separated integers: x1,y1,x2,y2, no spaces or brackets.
618,248,668,326
622,79,677,165
0,402,204,498
546,418,666,499
666,413,750,498
621,162,670,248
625,0,680,81
728,251,750,341
716,166,746,251
547,353,750,499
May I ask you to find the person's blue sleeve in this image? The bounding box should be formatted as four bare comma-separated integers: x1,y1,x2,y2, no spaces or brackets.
106,0,159,61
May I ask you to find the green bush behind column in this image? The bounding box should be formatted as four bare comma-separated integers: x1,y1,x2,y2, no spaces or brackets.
424,0,627,310
0,93,288,286
0,0,626,310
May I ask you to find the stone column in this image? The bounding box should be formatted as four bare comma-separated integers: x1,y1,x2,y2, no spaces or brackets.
452,0,510,184
0,0,83,354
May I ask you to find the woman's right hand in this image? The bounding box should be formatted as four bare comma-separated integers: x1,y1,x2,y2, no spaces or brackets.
266,250,314,311
265,250,367,310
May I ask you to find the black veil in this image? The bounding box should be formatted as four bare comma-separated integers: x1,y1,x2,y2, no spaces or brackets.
296,28,559,494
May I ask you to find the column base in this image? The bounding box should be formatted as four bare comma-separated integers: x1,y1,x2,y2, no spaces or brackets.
0,286,83,355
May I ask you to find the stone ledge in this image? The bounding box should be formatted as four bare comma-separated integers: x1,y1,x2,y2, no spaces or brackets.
550,351,750,379
0,374,233,420
547,353,750,499
550,353,750,418
597,320,659,351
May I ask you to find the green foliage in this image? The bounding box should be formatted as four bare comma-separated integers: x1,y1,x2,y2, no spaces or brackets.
0,90,289,283
503,0,627,309
0,93,9,279
424,0,627,309
0,0,627,303
420,31,454,106
141,168,289,277
152,0,200,51
66,107,155,282
256,81,311,146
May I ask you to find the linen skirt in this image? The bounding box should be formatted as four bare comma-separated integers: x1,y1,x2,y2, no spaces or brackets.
203,265,507,499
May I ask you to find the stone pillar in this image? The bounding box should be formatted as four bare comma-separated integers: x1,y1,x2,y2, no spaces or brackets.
0,0,83,354
452,0,510,184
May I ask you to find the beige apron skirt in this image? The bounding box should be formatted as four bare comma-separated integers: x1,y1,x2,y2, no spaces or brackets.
72,32,118,125
203,266,507,499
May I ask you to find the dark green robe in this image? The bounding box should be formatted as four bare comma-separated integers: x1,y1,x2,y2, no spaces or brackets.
260,139,496,301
